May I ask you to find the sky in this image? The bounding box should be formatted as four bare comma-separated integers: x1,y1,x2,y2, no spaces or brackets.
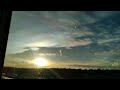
4,11,120,69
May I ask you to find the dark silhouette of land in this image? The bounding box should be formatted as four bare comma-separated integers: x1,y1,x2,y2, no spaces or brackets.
2,67,120,79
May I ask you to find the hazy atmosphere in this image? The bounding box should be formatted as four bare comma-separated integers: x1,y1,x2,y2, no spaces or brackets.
4,11,120,69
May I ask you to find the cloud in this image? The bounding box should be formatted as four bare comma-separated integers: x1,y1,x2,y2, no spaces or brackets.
5,11,120,69
67,58,120,69
7,11,100,54
92,11,116,18
65,38,92,47
97,38,120,44
67,59,113,69
111,62,120,67
5,44,120,69
4,55,30,68
94,43,120,63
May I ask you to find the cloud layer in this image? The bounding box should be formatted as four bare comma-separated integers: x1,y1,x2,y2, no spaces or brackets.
4,11,120,69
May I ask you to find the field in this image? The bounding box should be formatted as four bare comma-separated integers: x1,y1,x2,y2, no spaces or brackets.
2,67,120,79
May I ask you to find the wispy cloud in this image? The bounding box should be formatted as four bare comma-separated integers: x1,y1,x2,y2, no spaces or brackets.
5,11,120,69
97,38,120,44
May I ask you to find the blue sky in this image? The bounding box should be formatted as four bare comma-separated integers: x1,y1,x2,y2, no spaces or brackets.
4,11,120,69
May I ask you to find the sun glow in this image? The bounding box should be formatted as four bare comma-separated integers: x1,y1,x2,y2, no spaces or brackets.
33,57,48,67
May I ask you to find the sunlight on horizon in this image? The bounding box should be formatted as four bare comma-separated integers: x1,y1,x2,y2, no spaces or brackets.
32,57,49,67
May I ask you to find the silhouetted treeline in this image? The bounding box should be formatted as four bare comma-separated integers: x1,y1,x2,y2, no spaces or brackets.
2,67,120,79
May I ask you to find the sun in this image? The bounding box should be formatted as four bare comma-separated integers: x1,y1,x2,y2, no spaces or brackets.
33,57,48,67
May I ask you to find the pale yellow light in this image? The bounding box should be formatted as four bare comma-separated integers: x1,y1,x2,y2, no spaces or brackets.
33,57,48,67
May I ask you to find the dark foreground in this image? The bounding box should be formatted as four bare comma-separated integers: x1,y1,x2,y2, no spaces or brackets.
2,67,120,79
